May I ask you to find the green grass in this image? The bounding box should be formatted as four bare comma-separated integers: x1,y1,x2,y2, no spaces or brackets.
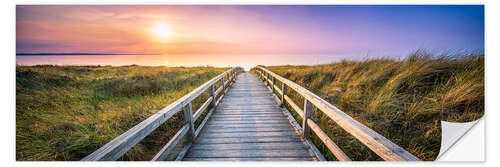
255,51,484,161
16,65,228,161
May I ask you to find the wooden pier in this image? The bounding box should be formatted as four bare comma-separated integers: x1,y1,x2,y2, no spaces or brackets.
184,72,316,161
82,67,420,161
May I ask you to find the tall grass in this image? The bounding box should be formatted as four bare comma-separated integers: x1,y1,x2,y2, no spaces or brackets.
258,51,484,161
16,65,228,160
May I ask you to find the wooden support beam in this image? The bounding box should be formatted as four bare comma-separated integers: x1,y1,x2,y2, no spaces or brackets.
151,125,189,161
210,85,216,107
192,97,213,122
221,77,225,95
307,119,351,161
183,102,195,142
271,77,275,92
302,99,312,138
281,84,287,106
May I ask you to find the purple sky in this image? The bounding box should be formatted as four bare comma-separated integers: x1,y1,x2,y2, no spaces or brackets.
16,5,484,66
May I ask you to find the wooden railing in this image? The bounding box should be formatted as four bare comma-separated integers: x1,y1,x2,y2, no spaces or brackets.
82,67,244,161
254,66,420,161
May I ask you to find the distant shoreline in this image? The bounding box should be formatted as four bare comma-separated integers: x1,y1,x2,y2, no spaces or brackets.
16,53,160,56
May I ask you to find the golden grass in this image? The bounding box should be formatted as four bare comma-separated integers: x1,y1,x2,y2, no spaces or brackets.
256,51,484,161
16,65,228,160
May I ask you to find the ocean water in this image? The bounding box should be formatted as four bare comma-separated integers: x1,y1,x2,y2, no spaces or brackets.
16,54,343,71
16,55,167,67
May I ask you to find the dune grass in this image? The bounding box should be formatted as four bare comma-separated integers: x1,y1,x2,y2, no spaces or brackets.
16,65,228,161
257,51,484,161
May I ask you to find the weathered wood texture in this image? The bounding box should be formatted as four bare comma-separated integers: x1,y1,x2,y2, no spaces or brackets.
184,72,317,161
255,66,420,161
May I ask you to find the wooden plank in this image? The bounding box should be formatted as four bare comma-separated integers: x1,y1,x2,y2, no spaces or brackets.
216,107,282,110
151,125,189,161
218,103,278,107
284,95,304,118
273,84,282,95
181,72,315,161
209,117,288,121
186,149,312,158
206,119,290,124
228,89,272,92
257,67,420,161
209,116,287,120
201,127,295,133
204,123,293,129
215,86,223,97
215,94,224,106
225,93,274,96
228,92,273,94
175,142,192,161
210,116,285,120
221,99,276,102
217,107,281,110
307,119,351,161
82,67,241,161
183,157,314,161
200,131,299,138
210,114,285,118
195,136,302,144
213,112,283,115
234,87,272,90
192,97,213,123
190,142,309,150
221,97,275,100
213,113,283,116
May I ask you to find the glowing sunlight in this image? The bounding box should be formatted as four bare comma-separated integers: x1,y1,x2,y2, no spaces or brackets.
152,23,172,38
163,54,169,67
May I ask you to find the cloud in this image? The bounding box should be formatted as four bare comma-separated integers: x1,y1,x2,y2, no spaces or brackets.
16,40,70,52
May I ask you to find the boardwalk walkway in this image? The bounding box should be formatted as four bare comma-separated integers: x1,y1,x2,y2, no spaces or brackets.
184,72,317,161
83,67,419,161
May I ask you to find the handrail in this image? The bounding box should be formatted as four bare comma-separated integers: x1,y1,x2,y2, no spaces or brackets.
254,66,420,161
82,67,244,161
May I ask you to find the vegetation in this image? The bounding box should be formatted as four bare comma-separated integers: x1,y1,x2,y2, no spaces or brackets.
16,65,228,161
257,51,484,161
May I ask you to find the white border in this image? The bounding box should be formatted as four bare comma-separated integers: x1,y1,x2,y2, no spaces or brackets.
3,0,496,167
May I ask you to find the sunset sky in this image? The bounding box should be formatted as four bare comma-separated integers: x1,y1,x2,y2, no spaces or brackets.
16,5,484,68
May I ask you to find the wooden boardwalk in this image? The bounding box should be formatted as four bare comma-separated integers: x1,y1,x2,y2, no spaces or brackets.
83,67,419,161
184,72,317,161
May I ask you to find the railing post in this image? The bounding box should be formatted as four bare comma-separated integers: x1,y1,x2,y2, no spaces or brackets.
221,76,225,95
262,71,266,83
266,73,270,85
303,99,312,138
210,84,216,107
260,70,265,80
271,77,275,92
281,84,287,106
230,70,234,83
183,102,195,142
233,70,236,82
227,72,231,87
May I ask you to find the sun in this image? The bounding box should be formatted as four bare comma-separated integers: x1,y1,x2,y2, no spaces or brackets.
152,23,171,38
